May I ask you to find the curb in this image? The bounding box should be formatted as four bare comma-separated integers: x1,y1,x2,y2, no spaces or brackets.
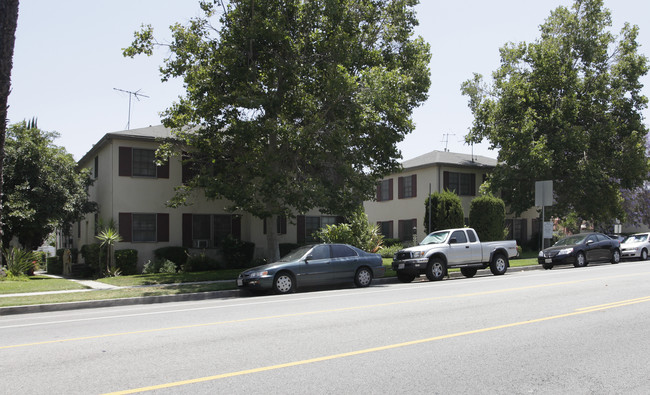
1,265,542,316
0,289,242,316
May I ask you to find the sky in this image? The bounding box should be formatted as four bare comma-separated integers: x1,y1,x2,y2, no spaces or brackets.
7,0,650,162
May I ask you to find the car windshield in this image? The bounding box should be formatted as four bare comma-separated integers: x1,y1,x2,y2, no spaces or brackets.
279,245,313,262
421,231,450,245
554,235,587,246
623,234,648,243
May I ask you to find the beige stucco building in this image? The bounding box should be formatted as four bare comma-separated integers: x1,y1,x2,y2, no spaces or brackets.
364,150,539,246
69,126,540,268
70,125,342,267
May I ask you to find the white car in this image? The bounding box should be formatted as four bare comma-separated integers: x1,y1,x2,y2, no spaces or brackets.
620,233,650,260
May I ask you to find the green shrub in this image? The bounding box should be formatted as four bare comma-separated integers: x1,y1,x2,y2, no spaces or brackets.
383,238,403,247
8,248,37,276
142,259,177,274
80,244,104,275
379,244,403,258
424,190,464,233
221,235,255,268
315,208,384,253
46,256,62,275
3,247,37,277
115,249,138,275
469,195,507,241
183,253,220,272
153,246,189,271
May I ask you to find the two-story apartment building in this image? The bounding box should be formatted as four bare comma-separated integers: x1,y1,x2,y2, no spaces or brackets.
364,150,538,245
70,125,342,267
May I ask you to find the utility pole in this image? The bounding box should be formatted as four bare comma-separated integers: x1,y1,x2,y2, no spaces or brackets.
114,88,149,130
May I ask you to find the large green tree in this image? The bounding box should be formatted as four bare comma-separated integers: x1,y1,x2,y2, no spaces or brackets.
3,121,97,250
461,0,649,225
124,0,431,260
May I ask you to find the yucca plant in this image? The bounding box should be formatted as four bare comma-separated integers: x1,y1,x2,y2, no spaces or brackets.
96,227,122,275
2,247,37,277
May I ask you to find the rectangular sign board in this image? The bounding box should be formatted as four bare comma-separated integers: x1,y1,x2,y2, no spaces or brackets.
535,180,553,207
543,221,554,239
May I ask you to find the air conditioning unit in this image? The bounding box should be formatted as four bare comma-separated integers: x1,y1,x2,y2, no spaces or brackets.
193,239,209,249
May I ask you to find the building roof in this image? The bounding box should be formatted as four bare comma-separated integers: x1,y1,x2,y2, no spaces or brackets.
401,150,497,171
78,125,173,165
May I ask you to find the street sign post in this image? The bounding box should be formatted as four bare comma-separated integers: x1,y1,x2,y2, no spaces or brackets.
536,180,554,249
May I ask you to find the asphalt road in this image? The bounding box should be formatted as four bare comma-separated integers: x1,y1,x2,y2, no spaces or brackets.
2,261,650,394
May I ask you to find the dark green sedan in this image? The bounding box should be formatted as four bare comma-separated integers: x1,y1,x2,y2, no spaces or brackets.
237,244,385,294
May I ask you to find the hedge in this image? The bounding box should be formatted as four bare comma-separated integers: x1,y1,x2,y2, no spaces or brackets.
115,249,138,275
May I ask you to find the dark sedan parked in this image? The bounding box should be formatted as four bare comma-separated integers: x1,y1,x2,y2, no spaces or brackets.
237,244,385,294
538,233,621,269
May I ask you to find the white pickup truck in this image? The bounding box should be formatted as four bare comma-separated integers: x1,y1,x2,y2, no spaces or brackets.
392,227,519,283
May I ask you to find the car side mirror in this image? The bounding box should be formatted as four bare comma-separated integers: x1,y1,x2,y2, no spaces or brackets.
586,240,594,245
305,255,313,261
449,238,457,244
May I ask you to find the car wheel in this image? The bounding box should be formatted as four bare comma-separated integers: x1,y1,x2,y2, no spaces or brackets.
426,258,446,281
354,267,373,287
573,252,587,268
640,249,648,261
490,254,508,275
397,272,416,283
611,249,621,264
273,272,295,294
542,262,554,270
460,267,478,278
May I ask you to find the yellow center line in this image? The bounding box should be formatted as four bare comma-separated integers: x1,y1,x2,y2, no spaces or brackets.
104,294,650,395
0,272,643,350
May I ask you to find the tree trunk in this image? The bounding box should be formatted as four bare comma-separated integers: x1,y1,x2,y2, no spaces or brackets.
0,0,20,244
265,216,280,263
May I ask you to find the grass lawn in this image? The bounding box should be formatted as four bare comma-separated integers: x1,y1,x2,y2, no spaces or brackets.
97,269,243,287
0,275,89,294
0,282,236,308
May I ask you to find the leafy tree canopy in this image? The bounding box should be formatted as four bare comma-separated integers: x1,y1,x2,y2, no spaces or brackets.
124,0,431,259
3,121,97,250
461,0,649,225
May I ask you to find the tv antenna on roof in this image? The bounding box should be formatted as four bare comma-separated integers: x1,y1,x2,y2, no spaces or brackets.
441,133,456,152
113,88,149,130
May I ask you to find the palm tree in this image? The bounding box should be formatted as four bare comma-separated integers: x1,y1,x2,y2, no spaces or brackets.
96,227,122,275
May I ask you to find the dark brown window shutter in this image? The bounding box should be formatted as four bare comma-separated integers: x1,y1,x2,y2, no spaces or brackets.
398,177,404,199
388,179,394,200
412,174,417,197
297,215,305,244
470,173,476,196
376,183,382,201
119,147,132,177
231,215,242,240
119,212,132,242
157,213,169,242
182,214,192,248
443,171,450,190
157,158,170,179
